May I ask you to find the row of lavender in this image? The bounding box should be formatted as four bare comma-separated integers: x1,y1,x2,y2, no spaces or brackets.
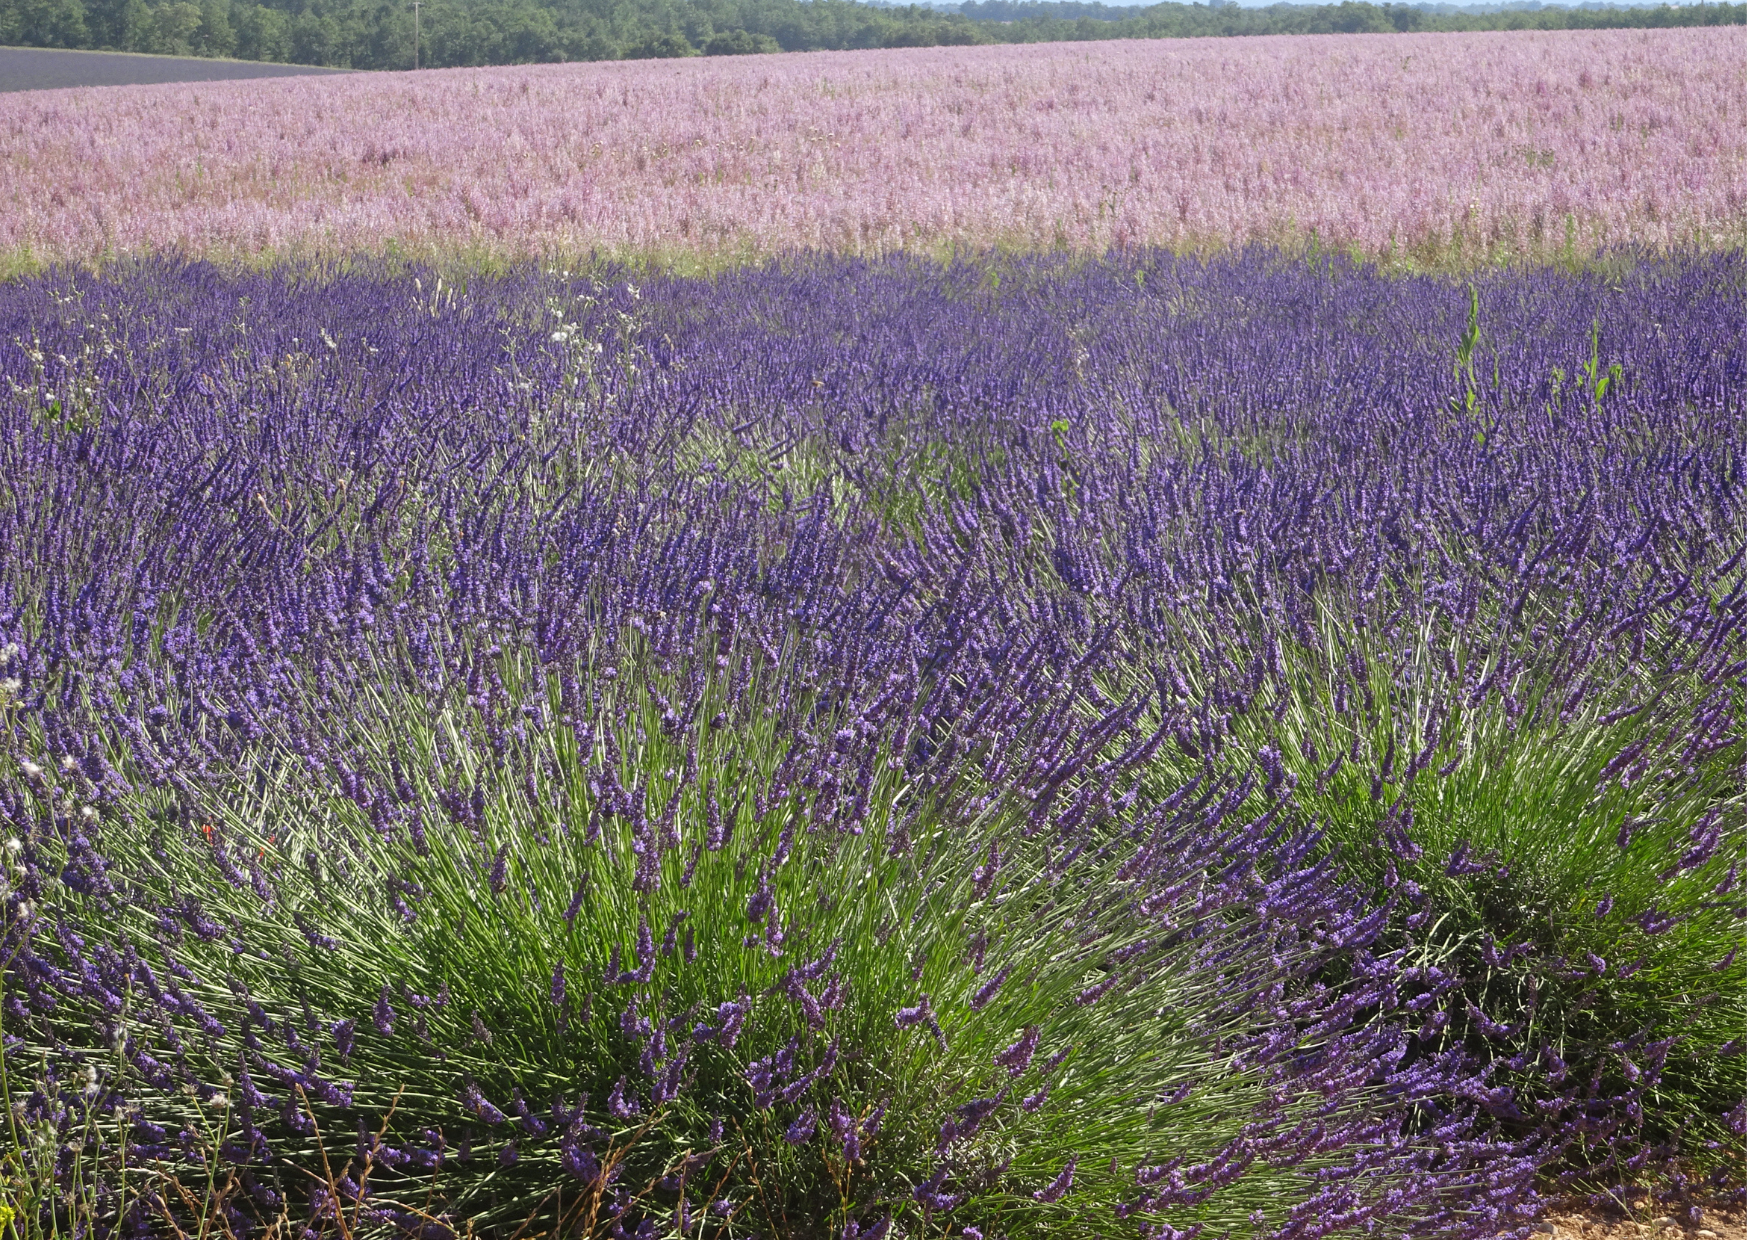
1,31,1741,265
0,250,1740,1237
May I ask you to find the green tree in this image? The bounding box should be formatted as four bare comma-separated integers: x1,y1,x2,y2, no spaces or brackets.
624,26,695,55
1321,1,1394,32
702,26,776,52
233,1,292,59
149,0,204,52
197,0,236,53
290,8,344,63
498,4,563,61
79,0,146,47
0,0,91,47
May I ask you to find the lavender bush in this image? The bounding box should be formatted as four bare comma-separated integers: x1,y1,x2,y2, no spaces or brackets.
0,248,1739,1237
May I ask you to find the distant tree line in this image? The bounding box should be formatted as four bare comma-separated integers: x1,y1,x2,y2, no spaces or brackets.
0,0,1739,71
961,0,1745,32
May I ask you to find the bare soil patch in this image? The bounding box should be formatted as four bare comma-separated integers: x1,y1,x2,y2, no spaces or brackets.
1537,1204,1746,1240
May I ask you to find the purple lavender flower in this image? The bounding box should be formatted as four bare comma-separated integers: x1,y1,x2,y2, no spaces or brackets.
829,1096,860,1164
606,1076,641,1119
945,1090,1006,1148
712,997,748,1049
784,1107,816,1144
1075,974,1120,1007
820,970,845,1010
894,992,946,1047
1032,1155,1077,1203
459,1083,507,1125
1464,1001,1516,1040
561,1142,602,1184
969,965,1011,1012
372,985,395,1036
633,918,655,981
995,1026,1041,1076
705,783,731,851
1636,907,1681,935
912,1165,964,1212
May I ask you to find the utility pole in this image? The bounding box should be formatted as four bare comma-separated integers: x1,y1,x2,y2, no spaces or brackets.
411,0,420,70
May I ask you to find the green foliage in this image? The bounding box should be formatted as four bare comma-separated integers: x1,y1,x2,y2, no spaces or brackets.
0,628,1424,1237
701,26,777,52
1101,508,1745,1184
1278,612,1744,1180
0,0,89,49
1453,283,1483,422
1581,318,1624,407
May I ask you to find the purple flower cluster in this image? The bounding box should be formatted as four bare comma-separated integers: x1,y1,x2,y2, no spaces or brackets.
0,250,1738,1235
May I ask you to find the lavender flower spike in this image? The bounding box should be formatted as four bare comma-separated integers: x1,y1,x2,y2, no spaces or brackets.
1033,1155,1077,1203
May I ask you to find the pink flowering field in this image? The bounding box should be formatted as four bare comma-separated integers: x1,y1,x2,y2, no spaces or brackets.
0,27,1740,265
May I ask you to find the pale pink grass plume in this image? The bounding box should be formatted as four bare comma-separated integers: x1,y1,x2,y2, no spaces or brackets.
0,27,1740,262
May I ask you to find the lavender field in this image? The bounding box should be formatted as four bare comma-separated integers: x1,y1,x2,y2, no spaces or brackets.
0,29,1742,267
0,247,1740,1238
0,16,1744,1240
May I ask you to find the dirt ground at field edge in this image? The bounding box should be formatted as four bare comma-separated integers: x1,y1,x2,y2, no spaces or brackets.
1533,1205,1746,1240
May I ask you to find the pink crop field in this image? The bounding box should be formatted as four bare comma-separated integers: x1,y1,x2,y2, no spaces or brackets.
0,27,1740,264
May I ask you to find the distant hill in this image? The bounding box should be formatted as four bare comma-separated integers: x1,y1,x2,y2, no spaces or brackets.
0,0,1738,74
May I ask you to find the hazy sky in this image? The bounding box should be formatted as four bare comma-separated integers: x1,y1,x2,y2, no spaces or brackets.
979,0,1699,7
